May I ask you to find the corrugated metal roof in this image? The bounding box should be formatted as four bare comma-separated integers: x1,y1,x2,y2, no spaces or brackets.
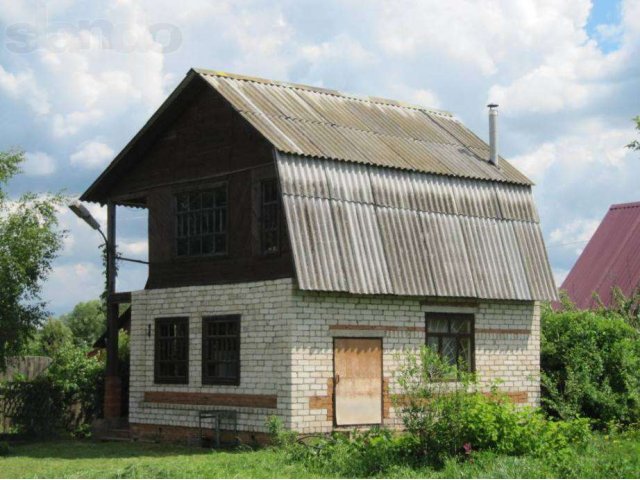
560,201,640,309
197,69,532,186
277,153,556,301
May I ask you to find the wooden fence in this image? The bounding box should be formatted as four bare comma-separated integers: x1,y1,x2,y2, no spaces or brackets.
0,356,52,433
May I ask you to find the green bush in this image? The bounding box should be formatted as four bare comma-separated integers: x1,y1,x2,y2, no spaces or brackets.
45,339,104,429
541,308,640,428
395,346,592,464
305,428,419,477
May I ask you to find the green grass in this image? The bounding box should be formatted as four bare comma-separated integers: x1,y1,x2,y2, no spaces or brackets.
1,432,639,478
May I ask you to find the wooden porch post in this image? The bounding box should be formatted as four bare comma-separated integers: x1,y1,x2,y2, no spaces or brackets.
104,201,122,419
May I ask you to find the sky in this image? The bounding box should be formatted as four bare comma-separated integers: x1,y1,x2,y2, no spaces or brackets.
0,0,639,315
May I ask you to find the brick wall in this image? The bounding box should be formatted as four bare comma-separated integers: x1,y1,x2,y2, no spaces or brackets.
129,278,540,437
287,290,540,433
129,278,294,434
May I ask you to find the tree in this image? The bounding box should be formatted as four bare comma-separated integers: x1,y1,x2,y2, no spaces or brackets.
0,149,65,370
38,318,73,357
61,300,106,347
628,116,640,152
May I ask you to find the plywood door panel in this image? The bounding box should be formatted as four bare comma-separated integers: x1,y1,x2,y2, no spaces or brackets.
334,338,382,426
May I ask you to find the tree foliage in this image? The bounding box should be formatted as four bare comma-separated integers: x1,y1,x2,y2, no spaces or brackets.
541,308,640,428
38,318,73,357
0,149,65,370
60,300,105,347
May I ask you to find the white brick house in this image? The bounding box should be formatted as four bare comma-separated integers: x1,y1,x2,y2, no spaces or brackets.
81,69,556,443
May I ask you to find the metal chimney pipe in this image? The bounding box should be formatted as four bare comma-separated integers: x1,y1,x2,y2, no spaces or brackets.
487,103,499,166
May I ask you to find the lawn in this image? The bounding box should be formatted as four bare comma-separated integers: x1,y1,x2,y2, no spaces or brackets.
1,432,639,478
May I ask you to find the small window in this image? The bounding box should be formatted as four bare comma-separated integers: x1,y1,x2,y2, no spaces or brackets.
176,185,227,257
425,313,474,372
260,179,280,255
202,315,241,385
155,317,189,384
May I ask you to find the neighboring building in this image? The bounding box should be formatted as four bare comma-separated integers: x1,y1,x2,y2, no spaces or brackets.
81,69,556,443
560,201,640,309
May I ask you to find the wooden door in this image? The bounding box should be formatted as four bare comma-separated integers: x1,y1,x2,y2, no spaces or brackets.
334,338,382,426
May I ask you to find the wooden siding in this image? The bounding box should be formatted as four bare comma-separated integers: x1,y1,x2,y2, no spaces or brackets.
110,85,294,289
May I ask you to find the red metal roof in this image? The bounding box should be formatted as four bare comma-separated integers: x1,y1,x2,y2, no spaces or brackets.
561,201,640,309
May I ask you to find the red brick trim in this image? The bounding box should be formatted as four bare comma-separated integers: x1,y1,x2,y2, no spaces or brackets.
484,390,529,404
476,328,531,335
329,324,425,333
383,377,391,419
309,378,334,420
330,324,530,335
144,391,278,408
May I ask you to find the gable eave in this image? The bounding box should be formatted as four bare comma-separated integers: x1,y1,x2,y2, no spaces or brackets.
80,70,206,203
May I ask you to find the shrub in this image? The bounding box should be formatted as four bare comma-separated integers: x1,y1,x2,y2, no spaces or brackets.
299,428,419,477
541,309,640,428
44,338,104,429
395,346,592,463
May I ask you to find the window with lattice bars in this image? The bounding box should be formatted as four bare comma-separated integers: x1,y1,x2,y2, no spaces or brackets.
260,179,280,255
155,317,189,384
425,313,474,372
176,185,227,257
202,315,240,385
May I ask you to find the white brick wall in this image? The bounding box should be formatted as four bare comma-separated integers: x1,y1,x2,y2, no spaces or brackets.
129,278,540,435
129,279,294,433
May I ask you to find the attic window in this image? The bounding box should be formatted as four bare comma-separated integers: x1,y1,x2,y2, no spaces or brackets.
260,179,280,255
176,185,227,257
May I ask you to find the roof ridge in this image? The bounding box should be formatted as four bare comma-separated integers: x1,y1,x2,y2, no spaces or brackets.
609,200,640,210
193,67,453,117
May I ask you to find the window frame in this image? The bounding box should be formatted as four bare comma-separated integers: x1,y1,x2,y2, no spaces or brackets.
201,314,241,386
259,178,281,256
154,317,189,385
425,312,475,373
175,183,228,258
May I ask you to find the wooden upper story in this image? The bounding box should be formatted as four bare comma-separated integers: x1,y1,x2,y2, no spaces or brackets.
83,76,294,289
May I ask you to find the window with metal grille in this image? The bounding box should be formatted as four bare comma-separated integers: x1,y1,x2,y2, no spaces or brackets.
154,317,189,384
202,315,240,385
260,179,280,255
176,185,227,257
425,313,474,372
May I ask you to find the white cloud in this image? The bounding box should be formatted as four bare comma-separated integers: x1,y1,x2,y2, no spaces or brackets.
42,261,104,313
52,110,104,137
549,218,600,249
0,65,50,115
553,268,570,287
23,151,56,176
510,120,635,182
70,141,114,169
120,239,148,257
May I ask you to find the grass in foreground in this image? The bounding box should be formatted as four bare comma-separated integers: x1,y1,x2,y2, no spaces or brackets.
0,431,639,478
